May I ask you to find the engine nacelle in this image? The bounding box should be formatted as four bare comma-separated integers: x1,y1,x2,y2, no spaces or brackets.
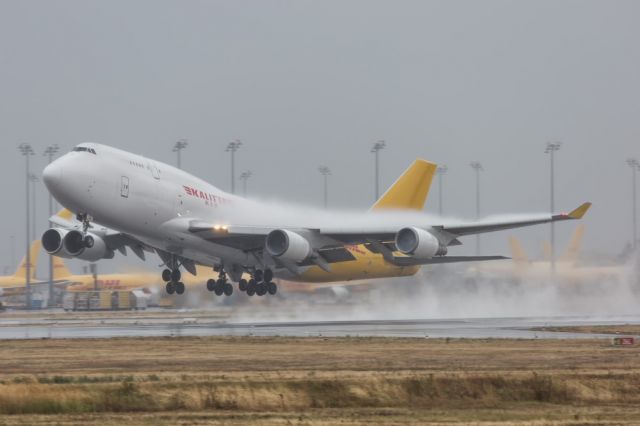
62,230,114,262
265,229,312,263
42,228,74,258
395,227,447,259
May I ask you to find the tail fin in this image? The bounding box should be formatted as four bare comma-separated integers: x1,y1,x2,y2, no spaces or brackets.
508,237,529,263
52,256,73,280
14,240,41,279
371,159,437,211
56,208,74,221
561,225,585,263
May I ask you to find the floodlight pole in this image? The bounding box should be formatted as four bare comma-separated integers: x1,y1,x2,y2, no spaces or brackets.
173,139,188,169
371,141,386,201
318,166,331,209
18,143,34,309
437,166,448,216
545,142,561,274
470,162,483,255
627,159,640,251
239,171,253,196
44,144,59,307
226,140,242,194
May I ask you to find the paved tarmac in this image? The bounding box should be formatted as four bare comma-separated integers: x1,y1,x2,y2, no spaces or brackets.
1,311,639,340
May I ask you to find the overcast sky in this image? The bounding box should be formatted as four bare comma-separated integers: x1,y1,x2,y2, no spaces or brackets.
0,0,638,273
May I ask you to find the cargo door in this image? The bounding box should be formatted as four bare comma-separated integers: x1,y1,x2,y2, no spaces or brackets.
120,176,130,198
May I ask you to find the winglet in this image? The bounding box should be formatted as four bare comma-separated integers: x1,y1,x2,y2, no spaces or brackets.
568,202,591,219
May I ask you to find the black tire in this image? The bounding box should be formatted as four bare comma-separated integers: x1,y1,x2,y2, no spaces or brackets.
254,270,263,282
171,269,181,282
214,282,225,296
264,269,274,282
175,282,185,295
206,279,215,292
267,282,277,295
246,286,256,296
256,283,267,296
223,283,233,296
166,282,175,295
162,269,172,282
238,279,248,292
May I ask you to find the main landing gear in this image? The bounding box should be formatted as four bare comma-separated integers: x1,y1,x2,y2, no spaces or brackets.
238,269,277,297
162,265,185,295
206,268,233,297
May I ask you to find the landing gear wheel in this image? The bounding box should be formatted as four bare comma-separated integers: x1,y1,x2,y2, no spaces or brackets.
254,269,264,282
256,283,267,296
166,282,176,295
206,279,216,292
223,283,233,296
264,269,273,283
267,282,277,295
162,269,172,282
171,269,181,282
175,282,185,295
246,279,256,296
238,279,248,292
214,279,225,296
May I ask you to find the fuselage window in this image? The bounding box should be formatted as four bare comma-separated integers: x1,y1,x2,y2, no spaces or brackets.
72,147,97,155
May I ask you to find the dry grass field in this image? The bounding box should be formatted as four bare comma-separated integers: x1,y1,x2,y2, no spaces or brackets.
0,336,639,425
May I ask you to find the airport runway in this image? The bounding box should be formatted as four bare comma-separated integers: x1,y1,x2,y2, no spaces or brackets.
1,311,639,340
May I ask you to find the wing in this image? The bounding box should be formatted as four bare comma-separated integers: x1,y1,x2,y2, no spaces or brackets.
187,202,591,268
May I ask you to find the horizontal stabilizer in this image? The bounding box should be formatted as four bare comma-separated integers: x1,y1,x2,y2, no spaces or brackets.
390,255,509,267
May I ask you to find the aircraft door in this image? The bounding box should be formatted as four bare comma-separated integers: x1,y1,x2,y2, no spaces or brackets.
120,176,130,198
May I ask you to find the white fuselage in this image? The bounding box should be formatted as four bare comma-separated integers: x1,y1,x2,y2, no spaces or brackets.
43,143,263,270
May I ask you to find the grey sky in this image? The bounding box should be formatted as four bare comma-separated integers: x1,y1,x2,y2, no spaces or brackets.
0,0,638,272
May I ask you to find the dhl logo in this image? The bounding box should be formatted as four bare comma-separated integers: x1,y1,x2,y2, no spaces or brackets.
346,245,367,255
183,186,230,206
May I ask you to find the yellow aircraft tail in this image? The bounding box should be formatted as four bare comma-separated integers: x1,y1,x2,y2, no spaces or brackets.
52,256,73,280
371,159,437,211
560,225,585,263
508,237,529,263
13,240,40,280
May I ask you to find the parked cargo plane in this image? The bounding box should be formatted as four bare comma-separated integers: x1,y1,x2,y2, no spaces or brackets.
0,241,40,296
468,225,629,284
41,143,590,297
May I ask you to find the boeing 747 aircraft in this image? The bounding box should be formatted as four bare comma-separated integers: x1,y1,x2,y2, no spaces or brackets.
41,143,590,297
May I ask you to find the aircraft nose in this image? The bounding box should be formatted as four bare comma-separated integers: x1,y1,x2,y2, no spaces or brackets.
42,160,62,190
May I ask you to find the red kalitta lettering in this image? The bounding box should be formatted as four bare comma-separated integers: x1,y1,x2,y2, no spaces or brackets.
182,185,231,206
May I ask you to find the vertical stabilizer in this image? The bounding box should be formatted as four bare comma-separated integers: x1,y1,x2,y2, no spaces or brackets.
371,159,437,211
14,240,41,280
52,256,73,280
508,237,529,263
561,225,585,263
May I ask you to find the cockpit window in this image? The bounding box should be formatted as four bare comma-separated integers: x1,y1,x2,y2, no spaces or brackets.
72,147,97,155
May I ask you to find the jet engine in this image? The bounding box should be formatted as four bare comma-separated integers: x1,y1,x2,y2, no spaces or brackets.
42,228,73,258
265,229,312,263
395,227,447,259
62,230,114,261
42,228,114,261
